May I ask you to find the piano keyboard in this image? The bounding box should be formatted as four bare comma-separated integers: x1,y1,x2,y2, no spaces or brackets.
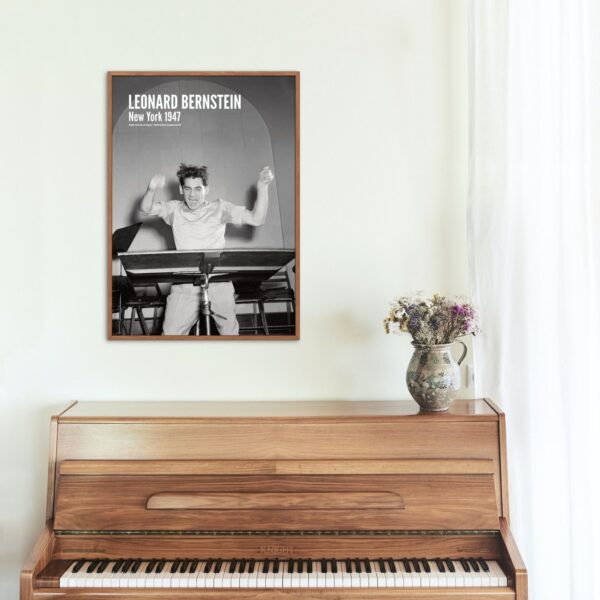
60,557,508,588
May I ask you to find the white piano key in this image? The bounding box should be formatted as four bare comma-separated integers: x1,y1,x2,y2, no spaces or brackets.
333,560,342,588
372,561,385,588
281,561,292,588
238,563,250,588
469,560,483,587
316,561,326,588
171,563,183,588
329,561,338,588
137,561,152,588
75,560,92,588
417,560,429,588
424,560,437,587
142,563,157,589
229,562,241,588
220,561,233,588
357,562,369,588
489,560,507,586
98,561,115,587
127,563,145,588
59,561,77,588
383,561,396,588
308,561,318,588
460,561,475,587
246,562,259,588
298,561,309,588
273,561,284,588
396,560,421,587
180,561,197,588
205,562,218,588
449,560,464,587
265,561,275,588
254,561,266,588
213,562,227,588
366,561,377,587
431,561,446,587
197,562,209,589
155,561,174,588
390,560,404,587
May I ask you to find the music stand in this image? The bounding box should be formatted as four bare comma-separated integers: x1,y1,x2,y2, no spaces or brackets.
119,249,295,335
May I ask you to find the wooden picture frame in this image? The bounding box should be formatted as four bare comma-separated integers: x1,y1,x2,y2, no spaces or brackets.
108,72,299,340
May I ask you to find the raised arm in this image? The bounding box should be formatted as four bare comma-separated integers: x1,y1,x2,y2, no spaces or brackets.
140,174,166,214
242,167,274,226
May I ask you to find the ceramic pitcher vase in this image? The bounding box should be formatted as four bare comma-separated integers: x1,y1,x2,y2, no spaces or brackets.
406,341,468,411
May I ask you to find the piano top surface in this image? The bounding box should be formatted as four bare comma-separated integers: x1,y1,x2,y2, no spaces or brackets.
59,399,499,423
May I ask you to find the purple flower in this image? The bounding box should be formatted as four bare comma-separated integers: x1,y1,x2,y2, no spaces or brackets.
452,304,466,316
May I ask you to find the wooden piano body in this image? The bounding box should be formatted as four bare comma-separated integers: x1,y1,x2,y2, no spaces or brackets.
21,399,527,599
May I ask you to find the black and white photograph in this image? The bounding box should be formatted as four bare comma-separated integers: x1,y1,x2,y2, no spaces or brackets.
109,72,299,339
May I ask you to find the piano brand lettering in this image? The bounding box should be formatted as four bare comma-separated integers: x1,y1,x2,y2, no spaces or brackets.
128,94,242,110
259,545,294,555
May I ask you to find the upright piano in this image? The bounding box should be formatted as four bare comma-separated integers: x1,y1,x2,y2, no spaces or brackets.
21,399,527,599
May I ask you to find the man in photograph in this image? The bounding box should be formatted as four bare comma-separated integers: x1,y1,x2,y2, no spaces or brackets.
140,163,274,335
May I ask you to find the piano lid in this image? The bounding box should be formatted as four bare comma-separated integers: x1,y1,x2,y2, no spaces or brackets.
48,400,508,529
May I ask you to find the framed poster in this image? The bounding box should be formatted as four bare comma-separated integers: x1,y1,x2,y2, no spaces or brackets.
108,72,299,340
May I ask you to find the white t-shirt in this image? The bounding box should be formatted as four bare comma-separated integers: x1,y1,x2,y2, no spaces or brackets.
148,198,246,250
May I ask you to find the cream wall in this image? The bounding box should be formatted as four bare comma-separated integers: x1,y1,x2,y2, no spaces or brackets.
0,0,468,597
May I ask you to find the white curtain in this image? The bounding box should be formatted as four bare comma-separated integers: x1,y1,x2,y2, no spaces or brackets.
468,1,600,599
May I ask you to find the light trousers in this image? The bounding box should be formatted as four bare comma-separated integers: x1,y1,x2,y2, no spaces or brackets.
162,282,239,335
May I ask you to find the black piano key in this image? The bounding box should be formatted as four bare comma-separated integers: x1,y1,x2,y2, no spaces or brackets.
273,559,280,574
131,559,142,573
378,558,387,573
72,559,86,573
121,559,133,573
387,558,397,573
229,560,238,574
345,559,352,573
363,559,371,574
189,559,198,573
420,558,431,573
320,559,327,573
330,559,338,574
262,560,270,574
145,559,156,574
436,558,446,573
402,559,412,573
214,560,223,573
298,559,304,574
307,560,313,574
287,559,294,573
411,558,421,573
179,559,189,574
97,560,109,574
460,558,471,572
156,559,166,573
445,558,455,572
111,559,123,574
204,559,213,574
86,559,100,573
469,558,480,572
248,559,256,574
170,559,180,574
478,558,490,572
239,560,246,574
